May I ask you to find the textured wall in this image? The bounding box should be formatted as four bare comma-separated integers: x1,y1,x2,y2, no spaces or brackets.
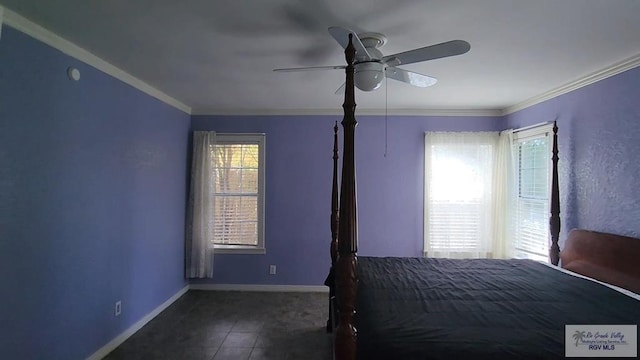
190,115,503,285
0,27,190,359
506,66,640,242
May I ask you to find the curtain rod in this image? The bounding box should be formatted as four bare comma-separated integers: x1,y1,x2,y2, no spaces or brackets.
512,120,554,134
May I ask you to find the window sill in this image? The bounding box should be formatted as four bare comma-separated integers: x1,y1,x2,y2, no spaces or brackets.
213,245,266,255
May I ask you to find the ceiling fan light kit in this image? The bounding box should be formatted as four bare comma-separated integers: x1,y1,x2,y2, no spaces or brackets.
274,26,470,93
355,62,385,91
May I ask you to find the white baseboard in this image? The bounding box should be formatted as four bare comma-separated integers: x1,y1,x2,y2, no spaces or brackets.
189,283,329,293
86,285,189,360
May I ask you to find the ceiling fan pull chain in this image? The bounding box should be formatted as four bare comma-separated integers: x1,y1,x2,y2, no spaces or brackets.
384,75,388,158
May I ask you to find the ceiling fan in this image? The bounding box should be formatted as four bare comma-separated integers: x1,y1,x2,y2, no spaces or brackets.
274,26,471,93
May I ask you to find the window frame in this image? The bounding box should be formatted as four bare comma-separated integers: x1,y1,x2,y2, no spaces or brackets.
212,133,266,255
512,123,554,262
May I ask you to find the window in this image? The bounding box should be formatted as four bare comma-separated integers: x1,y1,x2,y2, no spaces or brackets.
512,125,552,262
212,134,265,254
424,132,498,258
422,126,553,261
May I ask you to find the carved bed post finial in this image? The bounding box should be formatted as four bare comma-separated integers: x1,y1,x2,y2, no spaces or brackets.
549,121,561,265
335,33,358,360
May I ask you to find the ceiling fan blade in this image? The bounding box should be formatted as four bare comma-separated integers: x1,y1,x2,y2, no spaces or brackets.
328,26,372,61
334,82,346,94
382,40,470,66
385,67,438,87
273,65,346,72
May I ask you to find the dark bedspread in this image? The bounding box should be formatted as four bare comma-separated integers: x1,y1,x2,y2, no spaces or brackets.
355,257,640,360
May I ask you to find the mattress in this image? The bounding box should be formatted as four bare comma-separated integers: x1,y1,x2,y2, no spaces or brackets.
355,257,640,360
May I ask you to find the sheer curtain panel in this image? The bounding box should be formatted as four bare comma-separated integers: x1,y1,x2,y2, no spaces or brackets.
424,132,498,258
186,131,216,278
0,6,4,39
491,129,516,258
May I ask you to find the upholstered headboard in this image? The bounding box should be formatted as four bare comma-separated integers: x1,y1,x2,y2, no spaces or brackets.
560,229,640,294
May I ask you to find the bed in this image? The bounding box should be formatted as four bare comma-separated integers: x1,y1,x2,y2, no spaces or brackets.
327,35,640,360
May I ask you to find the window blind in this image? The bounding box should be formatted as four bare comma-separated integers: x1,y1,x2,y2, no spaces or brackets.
514,135,549,260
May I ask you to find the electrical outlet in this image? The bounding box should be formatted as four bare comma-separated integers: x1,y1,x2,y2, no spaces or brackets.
269,265,277,275
114,300,122,317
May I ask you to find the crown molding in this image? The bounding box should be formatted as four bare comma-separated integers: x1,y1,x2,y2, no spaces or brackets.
192,107,502,117
503,53,640,115
2,8,191,115
191,108,345,116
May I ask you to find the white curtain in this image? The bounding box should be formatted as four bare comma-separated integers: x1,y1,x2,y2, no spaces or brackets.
424,132,498,258
185,131,216,278
0,6,4,39
491,129,517,259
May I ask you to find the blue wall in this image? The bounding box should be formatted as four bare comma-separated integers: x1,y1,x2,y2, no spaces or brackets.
505,66,640,243
190,115,503,285
0,27,190,359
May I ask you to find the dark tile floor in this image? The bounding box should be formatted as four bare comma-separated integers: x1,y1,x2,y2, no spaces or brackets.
104,291,332,360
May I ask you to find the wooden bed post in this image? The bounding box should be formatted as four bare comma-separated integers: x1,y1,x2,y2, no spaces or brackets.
331,121,340,269
549,121,561,265
335,34,358,360
326,122,339,332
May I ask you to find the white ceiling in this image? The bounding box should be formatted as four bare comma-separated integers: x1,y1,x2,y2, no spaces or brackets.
2,0,640,114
